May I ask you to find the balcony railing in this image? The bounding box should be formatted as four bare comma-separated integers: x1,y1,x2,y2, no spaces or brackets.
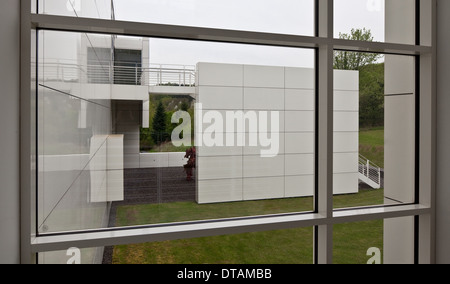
36,60,196,87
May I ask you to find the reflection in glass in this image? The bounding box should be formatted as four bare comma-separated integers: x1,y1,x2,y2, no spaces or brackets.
39,0,315,36
37,32,317,235
334,0,416,45
333,51,415,209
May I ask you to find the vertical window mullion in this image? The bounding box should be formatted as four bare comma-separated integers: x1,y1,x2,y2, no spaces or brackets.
314,0,334,264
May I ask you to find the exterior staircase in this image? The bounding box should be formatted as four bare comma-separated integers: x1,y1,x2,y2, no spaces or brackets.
358,154,382,189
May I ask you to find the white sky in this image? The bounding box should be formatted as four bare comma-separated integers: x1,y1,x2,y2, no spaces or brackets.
111,0,385,68
43,0,386,68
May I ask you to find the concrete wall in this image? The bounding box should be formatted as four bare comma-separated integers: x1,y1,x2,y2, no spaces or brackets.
436,0,450,265
0,0,20,264
195,63,359,204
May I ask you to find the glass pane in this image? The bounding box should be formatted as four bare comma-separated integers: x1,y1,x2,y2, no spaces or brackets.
38,247,106,264
39,0,113,19
37,30,316,234
38,0,315,36
333,217,415,264
334,0,416,45
105,227,314,264
333,51,415,209
333,220,384,264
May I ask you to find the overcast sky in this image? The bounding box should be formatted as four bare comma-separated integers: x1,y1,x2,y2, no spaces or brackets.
111,0,385,68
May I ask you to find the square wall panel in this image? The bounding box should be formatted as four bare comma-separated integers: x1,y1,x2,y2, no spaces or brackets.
198,86,243,110
285,111,315,132
197,179,243,204
243,65,285,88
334,91,359,111
334,70,359,91
334,112,359,132
243,155,285,178
285,67,315,89
285,175,315,198
285,89,315,111
198,155,243,180
244,88,285,110
243,177,285,200
285,154,315,176
197,62,243,87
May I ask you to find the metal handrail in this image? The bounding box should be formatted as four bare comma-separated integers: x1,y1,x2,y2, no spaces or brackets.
358,154,382,186
35,60,196,87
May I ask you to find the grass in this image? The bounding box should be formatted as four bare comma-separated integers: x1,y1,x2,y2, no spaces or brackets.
359,126,384,168
111,188,384,264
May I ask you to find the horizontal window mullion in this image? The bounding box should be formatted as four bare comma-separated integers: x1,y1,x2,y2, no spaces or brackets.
31,14,324,49
31,204,430,253
31,14,429,56
333,38,432,56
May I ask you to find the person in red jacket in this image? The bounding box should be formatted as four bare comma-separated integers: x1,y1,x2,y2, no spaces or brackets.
184,147,196,181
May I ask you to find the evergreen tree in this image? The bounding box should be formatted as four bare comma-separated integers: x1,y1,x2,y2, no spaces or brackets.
152,101,168,144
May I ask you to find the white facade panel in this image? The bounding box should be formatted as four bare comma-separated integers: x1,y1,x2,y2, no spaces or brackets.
243,65,285,88
334,91,359,111
197,62,243,87
285,133,315,154
285,175,315,198
285,154,315,176
197,179,243,204
198,86,243,110
244,88,285,110
243,177,285,200
333,173,359,195
334,70,359,91
198,156,243,180
285,89,315,111
334,112,359,132
285,111,315,132
196,63,359,204
285,67,315,89
243,155,285,178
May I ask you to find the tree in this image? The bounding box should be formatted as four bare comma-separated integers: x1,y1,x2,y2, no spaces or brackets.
152,101,169,144
359,63,385,127
181,101,190,112
334,28,381,71
334,28,385,128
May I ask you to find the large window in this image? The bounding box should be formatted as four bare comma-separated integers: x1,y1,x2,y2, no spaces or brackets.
23,0,435,265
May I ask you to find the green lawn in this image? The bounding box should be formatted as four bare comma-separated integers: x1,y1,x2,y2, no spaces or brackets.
112,127,386,264
111,189,384,264
359,126,384,168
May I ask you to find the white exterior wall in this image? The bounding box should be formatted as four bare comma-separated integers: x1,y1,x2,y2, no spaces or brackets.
196,63,359,204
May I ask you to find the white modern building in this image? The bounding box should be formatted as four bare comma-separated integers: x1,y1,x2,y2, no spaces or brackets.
195,63,360,204
1,0,449,265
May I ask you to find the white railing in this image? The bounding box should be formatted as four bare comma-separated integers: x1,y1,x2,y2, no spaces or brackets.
36,60,196,87
358,154,382,189
147,64,196,87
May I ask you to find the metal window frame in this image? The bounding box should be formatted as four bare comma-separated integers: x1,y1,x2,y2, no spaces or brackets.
20,0,436,264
